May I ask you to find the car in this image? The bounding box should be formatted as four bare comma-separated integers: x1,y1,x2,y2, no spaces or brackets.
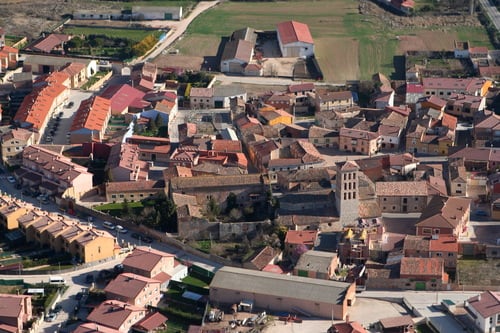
103,221,115,230
7,176,16,183
85,274,94,284
116,225,128,234
474,210,489,216
45,312,57,322
45,136,52,143
142,236,153,244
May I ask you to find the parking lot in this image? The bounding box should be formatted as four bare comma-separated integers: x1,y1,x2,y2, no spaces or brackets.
41,90,93,145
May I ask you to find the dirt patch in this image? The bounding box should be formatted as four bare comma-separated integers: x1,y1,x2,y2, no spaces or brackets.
153,54,204,71
316,37,360,83
398,31,459,53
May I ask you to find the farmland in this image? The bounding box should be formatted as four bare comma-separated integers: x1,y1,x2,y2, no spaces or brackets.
62,26,158,43
174,0,492,82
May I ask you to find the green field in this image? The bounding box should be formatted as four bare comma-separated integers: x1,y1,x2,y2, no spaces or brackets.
176,0,491,81
63,26,157,42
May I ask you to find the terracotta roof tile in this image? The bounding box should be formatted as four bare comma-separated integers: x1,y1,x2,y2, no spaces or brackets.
277,21,314,45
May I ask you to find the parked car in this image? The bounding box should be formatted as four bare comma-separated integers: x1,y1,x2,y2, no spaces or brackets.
474,210,488,216
103,221,115,230
116,225,128,234
45,312,57,322
114,264,123,274
7,176,16,183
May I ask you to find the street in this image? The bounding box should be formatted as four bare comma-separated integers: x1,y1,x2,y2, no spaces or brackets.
478,0,500,31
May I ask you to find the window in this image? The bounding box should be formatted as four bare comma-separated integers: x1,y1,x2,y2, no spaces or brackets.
423,228,432,235
403,198,407,204
383,198,387,201
447,252,454,257
435,252,443,257
111,195,116,198
119,194,124,198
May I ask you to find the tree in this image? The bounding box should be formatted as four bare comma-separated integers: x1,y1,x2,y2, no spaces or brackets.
205,197,220,221
225,192,238,213
121,199,131,215
155,113,164,128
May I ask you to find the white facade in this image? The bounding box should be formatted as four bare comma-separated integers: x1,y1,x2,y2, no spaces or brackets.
278,38,314,58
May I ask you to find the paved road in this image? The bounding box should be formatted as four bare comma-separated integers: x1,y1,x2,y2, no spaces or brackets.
478,0,500,30
134,1,221,64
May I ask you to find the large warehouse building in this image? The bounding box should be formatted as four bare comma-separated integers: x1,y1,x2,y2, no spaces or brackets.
209,266,356,319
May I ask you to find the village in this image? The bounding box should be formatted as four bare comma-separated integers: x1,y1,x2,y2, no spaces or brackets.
0,0,499,332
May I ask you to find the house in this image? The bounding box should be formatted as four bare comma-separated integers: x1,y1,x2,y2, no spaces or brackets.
372,73,394,108
276,21,314,58
308,125,339,148
247,139,280,172
27,33,71,54
328,321,367,333
126,135,171,164
106,143,149,182
243,246,281,271
14,72,69,135
465,291,500,333
449,147,500,172
257,107,293,126
284,230,318,256
449,164,467,196
220,38,255,74
70,96,111,144
20,145,93,199
0,128,35,166
422,77,492,97
105,273,162,307
60,62,87,88
315,90,355,112
100,84,149,115
339,128,379,155
474,111,500,147
74,322,120,333
73,9,124,20
22,54,97,77
131,62,157,92
122,246,187,289
405,83,425,105
132,312,168,333
86,300,146,332
0,196,28,230
190,86,247,109
16,207,115,262
169,174,266,211
210,266,356,319
400,257,448,286
376,181,428,213
0,294,32,333
132,6,182,20
415,196,471,238
429,235,458,269
0,45,19,71
445,94,485,119
105,180,165,203
293,250,339,280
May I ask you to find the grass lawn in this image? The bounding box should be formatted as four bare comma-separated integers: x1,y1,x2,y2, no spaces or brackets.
63,27,156,42
95,201,144,211
182,276,209,288
177,0,491,81
457,258,499,286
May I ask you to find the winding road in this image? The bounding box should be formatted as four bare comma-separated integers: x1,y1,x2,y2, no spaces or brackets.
478,0,500,31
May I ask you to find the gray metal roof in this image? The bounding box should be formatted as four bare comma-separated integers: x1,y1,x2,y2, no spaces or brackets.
210,266,351,305
295,250,337,273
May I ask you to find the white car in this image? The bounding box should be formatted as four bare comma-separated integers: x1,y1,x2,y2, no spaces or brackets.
116,225,128,234
103,221,115,230
7,176,16,183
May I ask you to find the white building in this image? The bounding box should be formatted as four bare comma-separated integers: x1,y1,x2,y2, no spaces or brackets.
132,6,182,20
276,21,314,58
465,291,500,333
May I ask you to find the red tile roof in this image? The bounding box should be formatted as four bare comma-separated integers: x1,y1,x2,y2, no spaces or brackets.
330,321,368,333
14,76,67,130
71,96,111,132
74,322,121,333
406,83,424,94
122,246,173,273
86,300,145,330
288,82,315,93
211,139,242,153
100,84,147,115
467,291,500,318
285,230,318,246
30,34,71,53
105,273,160,301
133,312,168,331
277,21,314,45
429,236,458,253
400,257,444,277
